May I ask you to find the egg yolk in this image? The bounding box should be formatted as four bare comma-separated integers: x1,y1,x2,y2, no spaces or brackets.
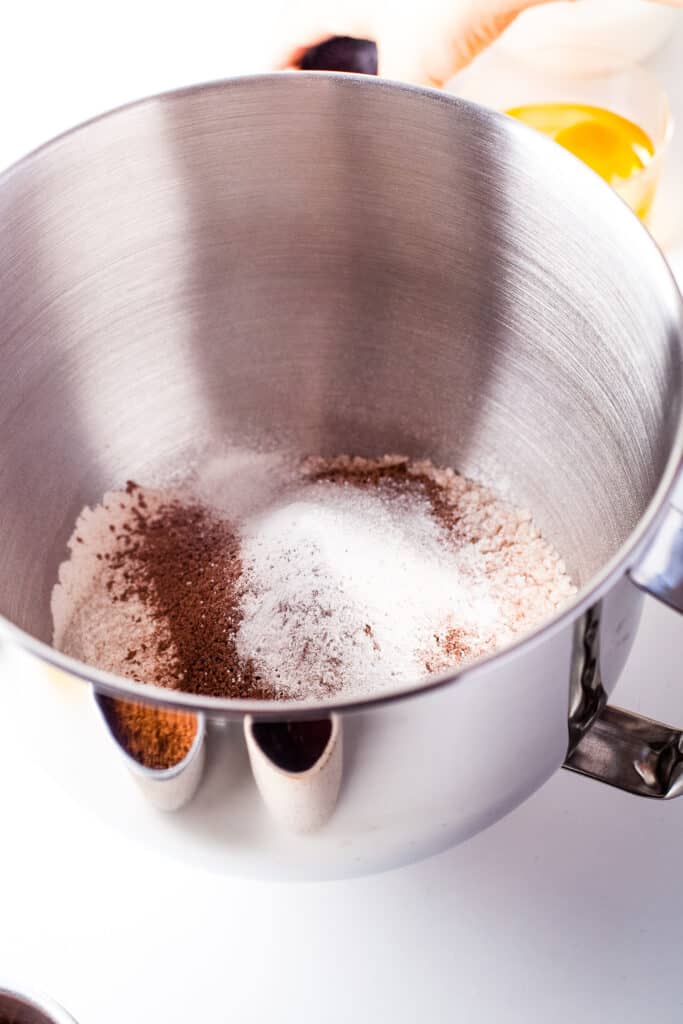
506,103,654,186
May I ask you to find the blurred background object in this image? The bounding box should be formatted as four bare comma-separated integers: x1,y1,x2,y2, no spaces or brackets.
498,0,677,64
295,34,379,73
275,0,680,83
447,44,673,221
275,0,679,223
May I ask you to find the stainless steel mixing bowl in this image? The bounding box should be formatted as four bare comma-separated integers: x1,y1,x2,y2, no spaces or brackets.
1,74,682,877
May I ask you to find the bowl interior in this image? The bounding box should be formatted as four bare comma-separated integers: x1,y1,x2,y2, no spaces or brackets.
0,75,680,676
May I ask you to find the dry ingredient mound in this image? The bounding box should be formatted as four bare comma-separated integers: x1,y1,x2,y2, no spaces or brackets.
52,454,576,701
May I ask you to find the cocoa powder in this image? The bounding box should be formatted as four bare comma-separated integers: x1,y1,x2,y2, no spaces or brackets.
105,485,269,699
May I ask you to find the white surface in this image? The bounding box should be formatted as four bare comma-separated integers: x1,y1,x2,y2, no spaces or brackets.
2,5,683,1022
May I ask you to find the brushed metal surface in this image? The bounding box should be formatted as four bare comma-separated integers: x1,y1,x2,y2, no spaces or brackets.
0,73,682,721
565,705,683,798
562,590,683,799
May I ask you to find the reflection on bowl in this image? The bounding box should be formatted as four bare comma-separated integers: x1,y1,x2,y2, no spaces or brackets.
498,0,677,66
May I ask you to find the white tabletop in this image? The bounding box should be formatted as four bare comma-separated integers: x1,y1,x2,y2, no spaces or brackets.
2,6,683,1023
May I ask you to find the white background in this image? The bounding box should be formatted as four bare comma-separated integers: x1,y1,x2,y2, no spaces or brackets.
2,5,683,1022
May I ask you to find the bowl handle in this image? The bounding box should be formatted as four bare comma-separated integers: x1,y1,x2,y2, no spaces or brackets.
564,706,683,798
563,478,683,798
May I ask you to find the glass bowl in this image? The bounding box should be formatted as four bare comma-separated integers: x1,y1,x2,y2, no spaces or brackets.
445,45,673,222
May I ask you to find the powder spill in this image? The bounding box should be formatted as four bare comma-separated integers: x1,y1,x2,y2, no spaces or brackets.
52,454,576,702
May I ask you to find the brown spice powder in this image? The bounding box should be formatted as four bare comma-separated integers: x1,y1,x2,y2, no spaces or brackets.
103,697,197,769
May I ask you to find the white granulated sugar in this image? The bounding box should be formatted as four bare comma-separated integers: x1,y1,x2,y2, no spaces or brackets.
236,474,547,701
